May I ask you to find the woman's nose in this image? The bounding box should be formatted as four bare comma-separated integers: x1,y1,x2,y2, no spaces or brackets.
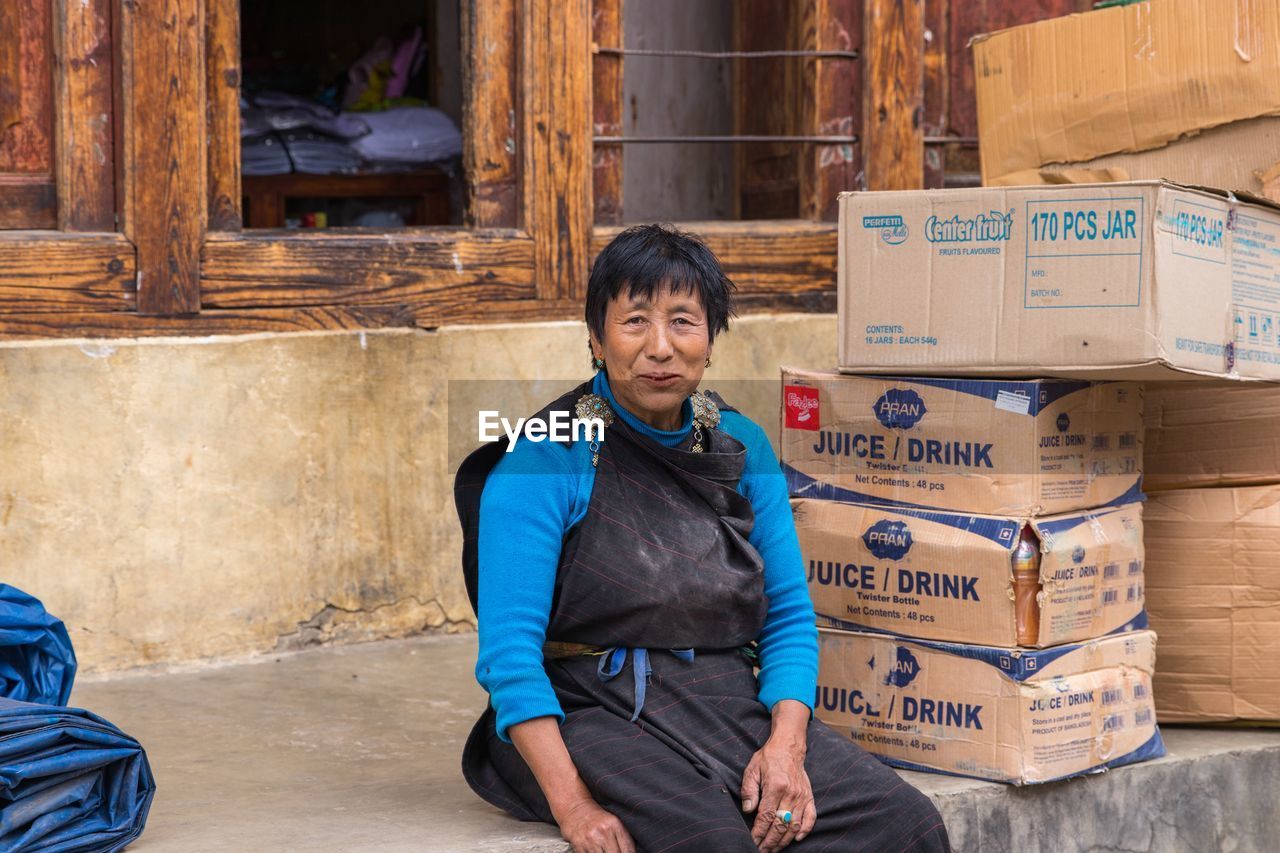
645,325,674,359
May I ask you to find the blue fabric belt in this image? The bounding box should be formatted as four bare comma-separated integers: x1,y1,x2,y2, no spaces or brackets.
596,647,694,722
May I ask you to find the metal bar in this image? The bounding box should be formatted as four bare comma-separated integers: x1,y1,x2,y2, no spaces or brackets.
925,136,979,145
593,46,859,60
594,135,860,144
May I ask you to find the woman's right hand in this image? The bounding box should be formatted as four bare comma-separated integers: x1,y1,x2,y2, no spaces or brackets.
554,796,635,853
509,717,635,852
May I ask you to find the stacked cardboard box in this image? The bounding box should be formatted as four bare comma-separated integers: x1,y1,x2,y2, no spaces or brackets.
781,369,1162,783
1142,383,1280,724
960,0,1280,728
971,0,1280,199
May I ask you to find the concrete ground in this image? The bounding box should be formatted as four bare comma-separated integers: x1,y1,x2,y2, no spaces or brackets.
72,634,1280,853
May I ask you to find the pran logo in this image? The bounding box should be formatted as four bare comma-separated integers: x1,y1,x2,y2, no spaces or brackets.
1071,545,1086,565
1056,413,1071,433
873,388,928,430
863,519,913,561
784,385,821,431
884,646,922,688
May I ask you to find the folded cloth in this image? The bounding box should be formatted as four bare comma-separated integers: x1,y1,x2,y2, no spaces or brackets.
0,586,76,707
281,131,363,175
242,92,370,140
348,107,462,165
241,133,293,177
0,699,155,852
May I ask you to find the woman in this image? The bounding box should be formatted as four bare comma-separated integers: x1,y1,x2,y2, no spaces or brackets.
456,225,950,853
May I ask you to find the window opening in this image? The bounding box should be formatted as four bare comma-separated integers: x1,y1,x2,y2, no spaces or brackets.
239,0,463,229
595,0,860,224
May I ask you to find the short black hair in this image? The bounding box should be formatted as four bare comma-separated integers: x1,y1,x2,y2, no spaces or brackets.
585,223,736,344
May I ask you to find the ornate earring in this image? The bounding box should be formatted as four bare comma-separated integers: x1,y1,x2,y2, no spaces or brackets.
705,355,713,368
588,340,605,370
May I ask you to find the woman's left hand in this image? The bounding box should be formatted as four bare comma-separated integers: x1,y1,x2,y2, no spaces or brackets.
740,701,817,851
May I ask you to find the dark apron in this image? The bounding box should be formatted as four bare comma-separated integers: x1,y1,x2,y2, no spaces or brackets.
453,383,951,852
454,381,763,790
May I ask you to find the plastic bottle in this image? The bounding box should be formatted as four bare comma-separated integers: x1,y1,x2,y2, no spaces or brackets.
1012,526,1043,646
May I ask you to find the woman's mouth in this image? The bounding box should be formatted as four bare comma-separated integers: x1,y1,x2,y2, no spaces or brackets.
639,373,681,386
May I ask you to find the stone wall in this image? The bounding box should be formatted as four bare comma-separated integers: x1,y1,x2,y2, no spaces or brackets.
0,314,836,671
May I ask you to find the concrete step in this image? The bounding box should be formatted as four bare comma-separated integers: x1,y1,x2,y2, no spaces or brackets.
72,634,1280,853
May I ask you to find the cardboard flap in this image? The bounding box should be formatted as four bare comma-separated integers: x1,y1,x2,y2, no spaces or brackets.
974,0,1280,184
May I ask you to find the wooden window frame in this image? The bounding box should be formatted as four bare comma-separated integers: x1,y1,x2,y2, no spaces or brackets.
0,0,134,331
0,0,926,338
586,0,877,315
194,0,577,329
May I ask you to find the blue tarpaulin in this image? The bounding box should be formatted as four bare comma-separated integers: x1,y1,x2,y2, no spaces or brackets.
0,698,155,852
0,586,76,707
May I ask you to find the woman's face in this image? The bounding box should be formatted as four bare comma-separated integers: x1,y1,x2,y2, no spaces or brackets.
591,284,712,431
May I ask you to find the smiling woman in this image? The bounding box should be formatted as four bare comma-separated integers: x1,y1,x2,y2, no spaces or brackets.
453,224,950,852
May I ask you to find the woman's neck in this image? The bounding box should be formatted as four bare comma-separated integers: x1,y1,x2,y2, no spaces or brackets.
595,371,692,438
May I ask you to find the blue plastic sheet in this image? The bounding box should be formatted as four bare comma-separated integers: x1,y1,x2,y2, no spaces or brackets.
0,586,76,707
0,698,155,852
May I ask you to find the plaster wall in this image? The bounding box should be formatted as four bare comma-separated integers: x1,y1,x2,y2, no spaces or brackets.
0,314,836,671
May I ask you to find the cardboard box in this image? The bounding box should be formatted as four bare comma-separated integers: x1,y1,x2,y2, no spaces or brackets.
1144,486,1280,723
795,498,1148,647
781,368,1143,516
838,181,1280,380
994,117,1280,204
972,0,1280,186
817,628,1163,784
1145,381,1280,491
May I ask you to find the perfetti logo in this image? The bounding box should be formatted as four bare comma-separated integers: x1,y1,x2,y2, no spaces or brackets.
862,214,909,246
784,385,821,431
873,388,927,430
863,519,913,560
884,647,921,688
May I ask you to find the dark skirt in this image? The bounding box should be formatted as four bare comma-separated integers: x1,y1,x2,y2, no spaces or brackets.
464,649,951,853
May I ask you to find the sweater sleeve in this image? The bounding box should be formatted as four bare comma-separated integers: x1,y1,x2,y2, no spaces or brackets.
475,437,581,742
725,414,819,712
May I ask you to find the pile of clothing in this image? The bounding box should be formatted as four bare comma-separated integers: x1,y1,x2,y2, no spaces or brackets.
0,585,155,851
241,26,462,177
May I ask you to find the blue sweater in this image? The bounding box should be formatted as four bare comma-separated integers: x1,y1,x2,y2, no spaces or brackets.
476,371,818,741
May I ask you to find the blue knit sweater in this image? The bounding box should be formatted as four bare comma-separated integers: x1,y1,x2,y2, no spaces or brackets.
476,371,818,741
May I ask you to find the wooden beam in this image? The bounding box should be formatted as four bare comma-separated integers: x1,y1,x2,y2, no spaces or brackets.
922,0,948,188
0,306,420,339
117,0,206,314
0,232,135,313
523,0,593,299
53,0,116,231
863,0,923,190
591,0,623,225
592,220,836,299
461,0,519,228
206,0,241,230
798,0,863,221
0,175,56,229
735,1,801,219
200,230,536,324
